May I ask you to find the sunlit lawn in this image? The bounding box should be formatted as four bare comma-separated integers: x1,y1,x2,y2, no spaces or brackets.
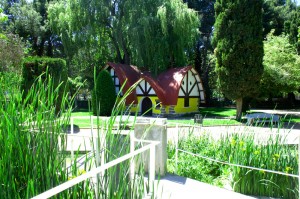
167,118,241,126
70,107,299,128
199,107,237,117
71,111,242,128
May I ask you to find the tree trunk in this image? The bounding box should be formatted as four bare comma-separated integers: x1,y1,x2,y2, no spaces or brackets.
236,98,243,121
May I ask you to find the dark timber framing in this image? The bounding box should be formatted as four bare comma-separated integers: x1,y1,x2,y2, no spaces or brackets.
179,70,201,108
137,80,155,96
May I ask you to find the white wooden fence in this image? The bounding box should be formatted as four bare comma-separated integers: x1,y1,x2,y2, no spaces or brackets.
32,116,160,198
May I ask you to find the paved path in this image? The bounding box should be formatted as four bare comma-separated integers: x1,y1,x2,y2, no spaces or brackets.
154,174,256,199
67,123,300,151
167,125,300,145
66,118,299,199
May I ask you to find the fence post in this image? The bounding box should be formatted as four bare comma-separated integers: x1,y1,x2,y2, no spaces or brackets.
149,144,156,196
130,131,135,181
91,115,93,133
175,124,179,173
71,117,74,161
298,136,300,199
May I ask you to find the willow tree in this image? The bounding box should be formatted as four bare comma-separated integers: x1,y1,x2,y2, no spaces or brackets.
128,0,199,75
213,0,264,120
157,0,199,68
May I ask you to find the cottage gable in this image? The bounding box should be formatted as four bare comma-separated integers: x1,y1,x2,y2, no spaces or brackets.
104,62,205,116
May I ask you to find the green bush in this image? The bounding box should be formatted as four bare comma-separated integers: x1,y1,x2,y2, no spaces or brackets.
168,132,298,198
92,70,116,116
22,56,67,113
167,133,226,186
219,134,298,199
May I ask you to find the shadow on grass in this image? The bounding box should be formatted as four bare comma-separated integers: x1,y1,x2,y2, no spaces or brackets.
199,107,236,118
72,108,90,112
62,124,80,134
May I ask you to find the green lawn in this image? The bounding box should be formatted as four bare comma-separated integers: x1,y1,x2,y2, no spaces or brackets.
199,107,237,117
168,118,241,126
281,115,300,123
70,111,241,128
70,108,299,128
71,111,92,117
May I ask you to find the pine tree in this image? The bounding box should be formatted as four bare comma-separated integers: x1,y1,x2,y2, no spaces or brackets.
92,70,116,116
213,0,264,120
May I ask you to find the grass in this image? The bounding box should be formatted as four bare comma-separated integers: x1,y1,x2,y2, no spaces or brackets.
70,108,300,128
199,107,237,117
168,131,299,198
71,111,93,117
168,118,241,126
281,115,300,123
0,73,147,198
71,111,242,128
0,74,73,198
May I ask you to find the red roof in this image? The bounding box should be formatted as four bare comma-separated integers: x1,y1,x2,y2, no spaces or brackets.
106,62,141,104
156,66,193,105
106,63,196,106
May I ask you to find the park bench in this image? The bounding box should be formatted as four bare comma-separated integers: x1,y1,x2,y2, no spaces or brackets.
245,113,280,125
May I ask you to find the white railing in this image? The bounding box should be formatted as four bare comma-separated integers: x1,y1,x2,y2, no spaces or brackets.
32,116,159,199
32,139,159,199
174,124,300,199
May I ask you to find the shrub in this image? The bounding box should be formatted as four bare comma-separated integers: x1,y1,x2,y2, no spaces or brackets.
22,56,67,113
168,131,298,198
92,70,116,116
167,133,226,186
219,133,298,199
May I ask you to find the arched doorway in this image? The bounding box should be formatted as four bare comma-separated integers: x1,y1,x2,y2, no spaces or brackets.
141,97,152,116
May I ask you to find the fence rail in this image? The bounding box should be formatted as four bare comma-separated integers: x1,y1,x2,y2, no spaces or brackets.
176,149,299,178
174,124,300,199
32,140,159,199
32,116,160,199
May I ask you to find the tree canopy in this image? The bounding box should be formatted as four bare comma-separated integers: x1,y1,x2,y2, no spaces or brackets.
261,33,300,96
0,7,23,74
47,0,199,75
1,0,300,111
213,0,264,120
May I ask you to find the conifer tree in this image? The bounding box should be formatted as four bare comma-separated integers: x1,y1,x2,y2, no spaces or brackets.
213,0,264,120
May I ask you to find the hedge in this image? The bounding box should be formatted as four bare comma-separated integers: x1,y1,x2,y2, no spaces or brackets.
22,56,67,113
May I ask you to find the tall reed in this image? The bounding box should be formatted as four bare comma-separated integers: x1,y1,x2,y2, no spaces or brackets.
169,126,298,198
88,77,146,198
0,73,71,198
55,77,146,198
0,69,149,198
219,132,298,198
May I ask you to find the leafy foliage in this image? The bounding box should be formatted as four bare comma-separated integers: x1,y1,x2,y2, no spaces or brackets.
48,0,199,76
213,0,264,119
0,33,24,73
0,7,7,24
0,74,72,198
92,70,116,116
261,33,300,96
219,133,298,198
168,132,298,198
22,56,67,113
284,5,300,54
168,134,224,185
7,0,57,56
129,0,199,74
